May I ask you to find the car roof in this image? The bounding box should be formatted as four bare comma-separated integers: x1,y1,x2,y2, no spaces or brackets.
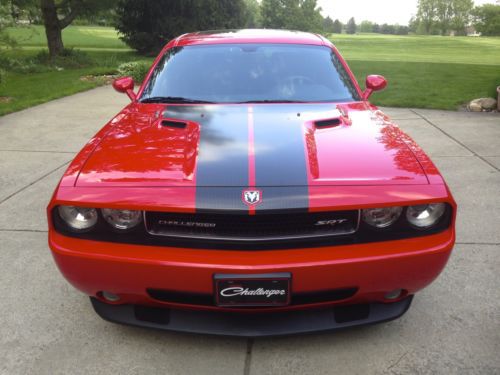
169,29,332,48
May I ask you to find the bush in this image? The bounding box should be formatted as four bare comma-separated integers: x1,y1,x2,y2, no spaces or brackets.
0,54,45,74
0,48,95,75
115,0,246,55
117,61,150,82
34,48,94,69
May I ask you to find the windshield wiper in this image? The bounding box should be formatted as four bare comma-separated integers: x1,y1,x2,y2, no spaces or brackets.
237,99,308,104
140,96,215,104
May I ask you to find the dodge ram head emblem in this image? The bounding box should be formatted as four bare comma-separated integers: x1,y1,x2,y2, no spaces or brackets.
243,189,262,205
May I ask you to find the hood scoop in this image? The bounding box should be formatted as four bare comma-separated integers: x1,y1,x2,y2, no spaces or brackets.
314,117,342,129
161,119,188,129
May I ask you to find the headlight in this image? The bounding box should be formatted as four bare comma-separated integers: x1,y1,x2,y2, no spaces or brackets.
101,208,142,230
406,203,446,229
362,206,403,228
58,206,98,232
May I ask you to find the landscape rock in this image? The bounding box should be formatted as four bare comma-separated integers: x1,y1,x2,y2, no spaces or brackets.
468,101,483,112
469,97,497,112
478,97,497,110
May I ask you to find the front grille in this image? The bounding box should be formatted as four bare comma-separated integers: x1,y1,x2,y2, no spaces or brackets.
145,210,360,243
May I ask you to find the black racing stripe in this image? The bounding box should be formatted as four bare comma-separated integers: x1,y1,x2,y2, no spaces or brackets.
163,105,249,212
193,187,248,213
253,104,339,213
252,105,314,212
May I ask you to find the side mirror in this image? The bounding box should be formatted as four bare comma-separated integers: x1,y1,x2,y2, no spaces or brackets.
112,76,136,101
363,75,387,100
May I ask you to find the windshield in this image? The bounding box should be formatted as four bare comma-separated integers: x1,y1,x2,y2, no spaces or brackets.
140,44,360,103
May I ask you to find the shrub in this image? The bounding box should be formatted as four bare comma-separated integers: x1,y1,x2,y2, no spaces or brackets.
0,54,45,74
34,48,94,69
115,0,246,55
117,61,150,82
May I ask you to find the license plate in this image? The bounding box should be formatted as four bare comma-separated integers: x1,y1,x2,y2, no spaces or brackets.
214,273,291,307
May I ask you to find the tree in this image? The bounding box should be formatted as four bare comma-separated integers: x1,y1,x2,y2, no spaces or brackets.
116,0,246,55
323,16,335,33
243,0,262,28
261,0,292,29
372,23,380,33
18,0,41,24
332,19,342,33
396,25,410,35
472,4,500,36
0,5,16,48
300,0,324,32
1,0,41,25
380,23,396,34
260,0,323,33
436,0,453,34
40,0,74,58
0,4,17,85
408,17,419,33
261,0,323,33
450,0,473,35
346,17,356,34
40,0,116,58
416,0,474,35
416,0,437,34
359,20,374,33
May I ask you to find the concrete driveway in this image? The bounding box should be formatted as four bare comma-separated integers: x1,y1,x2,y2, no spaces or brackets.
0,86,499,374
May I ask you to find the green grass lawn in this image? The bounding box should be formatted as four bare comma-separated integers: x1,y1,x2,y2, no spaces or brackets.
349,60,500,109
0,26,151,116
0,27,499,115
0,49,151,116
329,34,500,110
331,33,500,65
0,68,116,114
5,25,129,49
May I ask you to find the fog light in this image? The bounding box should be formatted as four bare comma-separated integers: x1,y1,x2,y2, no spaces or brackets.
101,291,120,302
384,289,403,300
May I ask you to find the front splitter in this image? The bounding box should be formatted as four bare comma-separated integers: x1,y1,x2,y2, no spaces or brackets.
90,296,413,337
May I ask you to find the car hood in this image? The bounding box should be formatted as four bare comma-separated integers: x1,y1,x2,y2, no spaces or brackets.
76,103,428,188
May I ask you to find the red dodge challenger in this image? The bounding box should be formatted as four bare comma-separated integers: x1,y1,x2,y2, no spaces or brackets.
47,30,456,336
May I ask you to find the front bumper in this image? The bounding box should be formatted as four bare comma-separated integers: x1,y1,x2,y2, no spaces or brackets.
91,295,413,337
49,227,454,310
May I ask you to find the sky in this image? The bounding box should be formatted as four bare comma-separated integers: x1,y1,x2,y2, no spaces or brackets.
317,0,499,25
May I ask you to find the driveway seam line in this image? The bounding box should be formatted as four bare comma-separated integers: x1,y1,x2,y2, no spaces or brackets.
0,160,70,205
387,351,409,371
243,338,254,375
410,109,500,172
